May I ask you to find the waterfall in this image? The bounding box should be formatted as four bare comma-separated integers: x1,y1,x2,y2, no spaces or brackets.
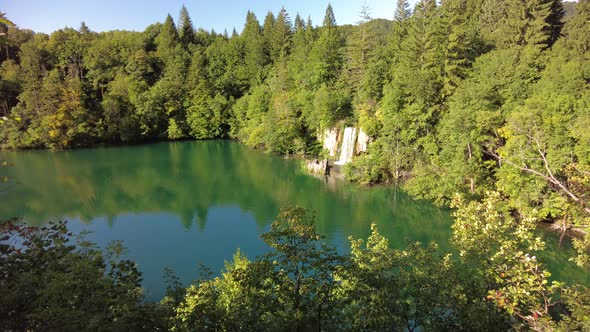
335,127,357,165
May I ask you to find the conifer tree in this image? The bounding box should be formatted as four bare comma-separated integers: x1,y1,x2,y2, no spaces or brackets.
497,0,563,49
309,4,343,87
546,0,565,46
241,11,267,83
346,2,374,94
400,0,444,103
478,0,508,45
562,0,590,55
394,0,411,21
290,13,309,62
262,11,275,63
324,3,336,27
440,0,476,98
270,8,292,63
79,22,91,34
289,14,315,90
178,5,195,47
155,14,180,62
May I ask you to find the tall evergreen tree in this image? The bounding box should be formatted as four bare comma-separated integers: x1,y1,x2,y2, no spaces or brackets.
346,2,374,94
546,0,565,46
79,22,91,34
323,3,336,27
562,0,590,55
478,0,508,45
155,14,180,63
290,13,309,63
288,13,313,89
309,4,343,87
400,0,444,104
270,7,292,63
440,0,478,98
178,5,195,47
394,0,411,21
241,11,267,84
262,11,275,63
497,0,563,49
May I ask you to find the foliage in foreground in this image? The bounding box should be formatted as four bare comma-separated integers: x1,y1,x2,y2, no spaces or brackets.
0,220,172,331
2,205,589,331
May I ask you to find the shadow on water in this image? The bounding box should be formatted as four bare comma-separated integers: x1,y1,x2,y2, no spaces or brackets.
0,140,587,300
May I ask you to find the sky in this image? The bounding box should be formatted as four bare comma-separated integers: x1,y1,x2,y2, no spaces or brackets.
2,0,420,34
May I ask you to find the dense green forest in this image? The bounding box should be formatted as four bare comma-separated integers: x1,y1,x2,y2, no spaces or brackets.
1,0,590,330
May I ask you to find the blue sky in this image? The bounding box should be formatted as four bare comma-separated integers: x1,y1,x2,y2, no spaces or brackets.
2,0,419,34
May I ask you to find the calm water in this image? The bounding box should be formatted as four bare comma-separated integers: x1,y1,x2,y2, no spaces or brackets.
0,141,587,300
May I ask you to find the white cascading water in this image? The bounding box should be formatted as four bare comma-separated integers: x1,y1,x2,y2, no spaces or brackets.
335,127,357,165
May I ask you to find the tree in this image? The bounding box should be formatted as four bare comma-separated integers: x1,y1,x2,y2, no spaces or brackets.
0,12,14,26
309,4,343,87
561,0,590,55
496,0,564,49
262,11,276,63
241,11,267,85
178,5,195,47
336,224,462,331
345,2,374,94
269,7,292,63
260,207,344,330
394,0,411,21
0,220,168,331
155,14,179,63
451,193,564,330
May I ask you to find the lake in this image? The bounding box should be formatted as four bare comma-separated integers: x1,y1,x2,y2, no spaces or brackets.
0,140,587,301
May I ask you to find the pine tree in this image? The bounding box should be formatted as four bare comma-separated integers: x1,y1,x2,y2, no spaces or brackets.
389,0,412,65
294,13,304,32
155,14,179,61
309,4,343,87
241,11,267,83
546,0,565,47
562,0,590,55
324,3,336,27
346,2,374,93
270,7,292,63
305,16,316,42
497,0,563,49
291,13,308,60
394,0,411,21
262,11,275,63
178,5,195,47
478,0,508,45
79,22,91,34
289,14,315,90
440,0,477,98
400,0,445,103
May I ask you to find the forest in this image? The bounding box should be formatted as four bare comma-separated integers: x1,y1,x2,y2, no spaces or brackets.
1,0,590,330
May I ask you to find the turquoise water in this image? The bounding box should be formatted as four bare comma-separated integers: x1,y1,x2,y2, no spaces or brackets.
0,141,586,300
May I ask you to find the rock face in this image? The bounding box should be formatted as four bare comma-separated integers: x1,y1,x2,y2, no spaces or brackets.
335,127,357,165
318,126,371,167
306,159,328,175
322,128,339,158
356,129,370,153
